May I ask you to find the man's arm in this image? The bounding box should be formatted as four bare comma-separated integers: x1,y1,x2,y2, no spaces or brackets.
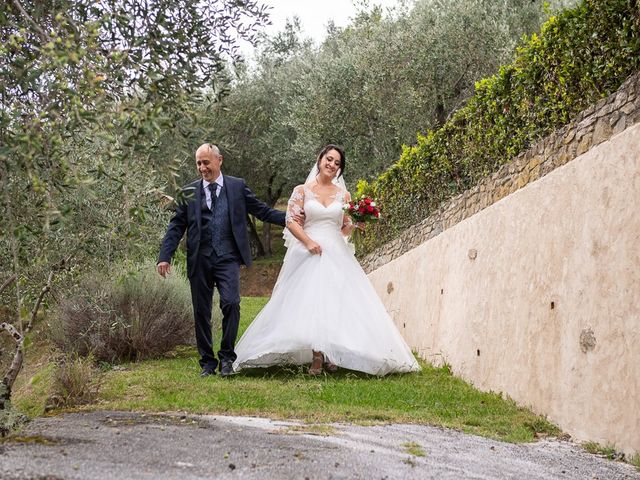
157,201,188,277
243,182,286,227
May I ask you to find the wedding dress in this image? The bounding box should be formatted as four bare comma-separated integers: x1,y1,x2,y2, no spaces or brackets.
233,183,420,376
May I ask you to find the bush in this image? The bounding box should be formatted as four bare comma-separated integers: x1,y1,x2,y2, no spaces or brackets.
358,0,640,254
47,354,100,409
50,261,194,363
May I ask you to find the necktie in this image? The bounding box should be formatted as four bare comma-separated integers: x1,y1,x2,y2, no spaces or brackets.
208,183,217,210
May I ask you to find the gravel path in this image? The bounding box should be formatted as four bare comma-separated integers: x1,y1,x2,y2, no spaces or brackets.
1,411,638,479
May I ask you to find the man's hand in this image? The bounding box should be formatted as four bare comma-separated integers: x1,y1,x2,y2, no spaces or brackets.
293,208,305,227
157,262,171,278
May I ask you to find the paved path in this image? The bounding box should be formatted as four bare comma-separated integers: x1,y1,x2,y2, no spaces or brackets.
1,411,638,479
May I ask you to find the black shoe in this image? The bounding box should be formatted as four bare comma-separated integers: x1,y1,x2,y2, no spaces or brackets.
220,361,235,378
200,367,217,377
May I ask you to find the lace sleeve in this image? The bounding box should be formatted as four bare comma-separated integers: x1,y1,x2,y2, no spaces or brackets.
285,185,305,226
342,191,353,230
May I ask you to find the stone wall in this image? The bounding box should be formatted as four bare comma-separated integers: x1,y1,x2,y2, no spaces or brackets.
364,71,640,455
361,71,640,274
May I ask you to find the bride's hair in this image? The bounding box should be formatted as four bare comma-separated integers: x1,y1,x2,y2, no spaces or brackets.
316,144,346,178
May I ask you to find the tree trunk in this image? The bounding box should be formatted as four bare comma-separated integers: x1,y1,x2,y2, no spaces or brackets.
0,322,23,410
0,259,68,411
1,160,21,327
247,214,265,259
262,173,285,257
262,223,272,256
435,101,447,128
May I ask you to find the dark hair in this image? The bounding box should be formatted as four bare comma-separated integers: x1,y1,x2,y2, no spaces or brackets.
316,144,346,177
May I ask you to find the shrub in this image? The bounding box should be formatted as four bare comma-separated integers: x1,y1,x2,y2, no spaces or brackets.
50,261,194,363
358,0,640,254
47,353,100,409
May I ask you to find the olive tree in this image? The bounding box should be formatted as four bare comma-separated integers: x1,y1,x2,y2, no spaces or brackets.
205,19,314,254
0,0,269,411
208,0,578,219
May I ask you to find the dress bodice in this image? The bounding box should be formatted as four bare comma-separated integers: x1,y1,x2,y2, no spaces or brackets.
302,186,345,234
283,183,349,250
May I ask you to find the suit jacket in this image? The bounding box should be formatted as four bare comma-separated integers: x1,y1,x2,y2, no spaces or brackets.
158,175,286,277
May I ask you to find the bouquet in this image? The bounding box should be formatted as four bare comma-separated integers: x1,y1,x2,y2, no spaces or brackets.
343,195,380,251
343,195,381,223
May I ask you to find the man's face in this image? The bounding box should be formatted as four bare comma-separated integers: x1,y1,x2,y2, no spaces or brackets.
196,148,222,182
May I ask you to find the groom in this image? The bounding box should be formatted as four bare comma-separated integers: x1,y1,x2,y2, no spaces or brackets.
157,143,286,377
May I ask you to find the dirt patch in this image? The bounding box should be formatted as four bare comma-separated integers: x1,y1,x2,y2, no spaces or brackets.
101,413,208,429
240,263,282,297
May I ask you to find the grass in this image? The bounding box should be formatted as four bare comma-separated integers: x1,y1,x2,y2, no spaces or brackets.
582,441,626,461
12,329,56,418
252,221,286,266
282,424,337,436
403,441,426,457
582,441,618,458
77,296,559,444
16,297,640,462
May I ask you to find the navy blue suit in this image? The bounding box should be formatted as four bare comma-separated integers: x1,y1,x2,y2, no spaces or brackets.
158,175,285,370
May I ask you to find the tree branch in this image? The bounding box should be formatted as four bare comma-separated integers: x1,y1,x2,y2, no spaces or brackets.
274,183,285,206
25,271,53,334
0,275,16,297
1,321,24,396
11,0,51,42
25,254,73,334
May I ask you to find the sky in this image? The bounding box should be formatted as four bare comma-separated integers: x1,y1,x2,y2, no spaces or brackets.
263,0,403,42
240,0,406,57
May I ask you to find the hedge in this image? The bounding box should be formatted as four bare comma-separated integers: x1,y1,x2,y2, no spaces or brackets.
357,0,640,255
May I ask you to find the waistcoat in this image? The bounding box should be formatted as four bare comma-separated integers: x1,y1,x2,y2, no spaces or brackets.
199,183,238,257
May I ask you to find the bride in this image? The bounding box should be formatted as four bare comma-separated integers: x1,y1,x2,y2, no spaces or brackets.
233,145,420,376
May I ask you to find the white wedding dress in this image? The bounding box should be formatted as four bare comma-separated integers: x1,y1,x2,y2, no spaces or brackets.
233,184,420,376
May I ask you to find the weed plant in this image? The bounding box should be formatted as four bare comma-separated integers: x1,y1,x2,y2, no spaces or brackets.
48,353,100,408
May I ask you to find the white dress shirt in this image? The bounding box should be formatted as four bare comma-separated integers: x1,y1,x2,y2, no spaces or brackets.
202,174,223,210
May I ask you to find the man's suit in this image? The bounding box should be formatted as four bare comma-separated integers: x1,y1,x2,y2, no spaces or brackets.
159,175,285,371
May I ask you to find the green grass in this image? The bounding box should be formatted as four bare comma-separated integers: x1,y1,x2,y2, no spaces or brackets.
251,218,286,266
12,329,56,419
85,297,559,444
582,441,617,458
14,362,55,418
582,441,627,461
403,441,426,457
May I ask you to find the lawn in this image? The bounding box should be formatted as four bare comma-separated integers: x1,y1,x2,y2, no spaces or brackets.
83,297,559,444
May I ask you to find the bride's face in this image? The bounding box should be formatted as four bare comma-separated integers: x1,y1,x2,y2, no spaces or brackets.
318,149,342,179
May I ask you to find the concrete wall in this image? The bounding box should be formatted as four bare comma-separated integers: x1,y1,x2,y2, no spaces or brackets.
365,76,640,454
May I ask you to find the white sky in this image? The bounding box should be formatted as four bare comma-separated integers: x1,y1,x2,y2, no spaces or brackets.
240,0,405,56
262,0,403,42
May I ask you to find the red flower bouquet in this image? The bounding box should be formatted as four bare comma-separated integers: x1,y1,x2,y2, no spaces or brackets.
343,195,381,223
343,196,380,252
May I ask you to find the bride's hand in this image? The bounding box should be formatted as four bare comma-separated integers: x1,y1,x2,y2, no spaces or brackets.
305,239,322,255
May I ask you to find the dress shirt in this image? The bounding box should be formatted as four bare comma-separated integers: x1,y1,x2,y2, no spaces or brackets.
203,174,223,210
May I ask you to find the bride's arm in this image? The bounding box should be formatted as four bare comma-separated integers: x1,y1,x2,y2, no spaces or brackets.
286,186,322,255
341,191,358,236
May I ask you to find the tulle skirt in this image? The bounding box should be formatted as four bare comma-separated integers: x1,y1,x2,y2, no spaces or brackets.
233,227,420,376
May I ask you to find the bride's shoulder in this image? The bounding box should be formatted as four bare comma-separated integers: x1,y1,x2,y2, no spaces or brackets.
298,181,318,195
288,184,306,201
332,184,350,198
